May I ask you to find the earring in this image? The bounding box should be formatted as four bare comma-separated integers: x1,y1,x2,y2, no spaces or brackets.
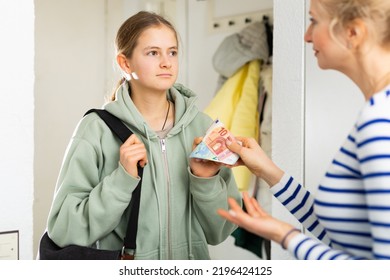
131,72,139,80
124,72,131,81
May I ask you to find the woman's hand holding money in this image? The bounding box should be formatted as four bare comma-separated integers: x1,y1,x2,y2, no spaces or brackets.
225,136,284,187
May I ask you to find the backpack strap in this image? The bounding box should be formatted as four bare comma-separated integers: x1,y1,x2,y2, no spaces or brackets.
84,109,133,143
84,108,143,259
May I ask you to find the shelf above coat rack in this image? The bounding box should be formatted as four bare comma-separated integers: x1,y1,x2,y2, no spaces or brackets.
208,9,273,34
204,0,273,34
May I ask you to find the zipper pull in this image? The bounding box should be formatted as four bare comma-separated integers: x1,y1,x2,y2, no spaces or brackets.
160,138,166,153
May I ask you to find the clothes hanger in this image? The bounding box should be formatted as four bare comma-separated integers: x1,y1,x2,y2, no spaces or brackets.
263,15,273,58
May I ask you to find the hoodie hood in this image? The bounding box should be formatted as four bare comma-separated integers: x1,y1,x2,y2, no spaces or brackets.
103,82,199,140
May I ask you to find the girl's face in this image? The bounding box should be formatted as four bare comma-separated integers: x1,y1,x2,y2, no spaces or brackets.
304,0,348,71
129,25,178,93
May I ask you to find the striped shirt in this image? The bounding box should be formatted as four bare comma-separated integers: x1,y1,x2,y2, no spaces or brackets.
271,87,390,259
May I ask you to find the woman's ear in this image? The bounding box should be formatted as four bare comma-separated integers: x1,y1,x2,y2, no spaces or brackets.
345,18,367,49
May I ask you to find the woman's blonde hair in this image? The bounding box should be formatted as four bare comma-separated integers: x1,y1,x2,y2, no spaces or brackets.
318,0,390,48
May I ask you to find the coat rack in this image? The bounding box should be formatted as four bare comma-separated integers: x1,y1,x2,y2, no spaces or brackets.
201,0,273,33
207,6,273,34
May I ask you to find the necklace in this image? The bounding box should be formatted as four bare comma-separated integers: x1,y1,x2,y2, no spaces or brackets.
161,100,170,131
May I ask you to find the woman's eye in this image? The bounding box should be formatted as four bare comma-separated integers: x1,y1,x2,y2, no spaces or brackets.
170,50,178,56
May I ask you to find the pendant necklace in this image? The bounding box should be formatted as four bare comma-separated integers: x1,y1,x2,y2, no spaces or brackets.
161,100,170,131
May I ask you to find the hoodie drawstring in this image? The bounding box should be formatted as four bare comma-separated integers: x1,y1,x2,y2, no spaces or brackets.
143,123,164,260
181,124,194,260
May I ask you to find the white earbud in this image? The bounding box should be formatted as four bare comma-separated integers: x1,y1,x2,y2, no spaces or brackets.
131,72,139,80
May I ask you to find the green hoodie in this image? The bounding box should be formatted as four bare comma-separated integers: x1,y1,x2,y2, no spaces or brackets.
47,82,241,259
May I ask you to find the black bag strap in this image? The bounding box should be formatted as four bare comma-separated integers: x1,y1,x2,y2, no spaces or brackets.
85,109,134,143
84,109,143,258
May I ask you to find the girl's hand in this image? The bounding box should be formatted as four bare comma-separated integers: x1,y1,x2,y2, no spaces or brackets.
189,137,222,178
119,134,148,178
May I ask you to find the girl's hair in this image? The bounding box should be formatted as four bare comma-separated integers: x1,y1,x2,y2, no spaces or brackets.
110,11,179,101
318,0,390,49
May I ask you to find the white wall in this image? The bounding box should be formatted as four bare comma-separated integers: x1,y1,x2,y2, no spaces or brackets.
271,0,306,260
305,59,362,192
0,0,34,260
33,0,122,257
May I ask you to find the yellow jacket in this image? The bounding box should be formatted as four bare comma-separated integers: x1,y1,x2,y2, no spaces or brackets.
205,60,260,191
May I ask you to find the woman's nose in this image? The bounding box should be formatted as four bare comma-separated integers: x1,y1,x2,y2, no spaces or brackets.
304,26,312,43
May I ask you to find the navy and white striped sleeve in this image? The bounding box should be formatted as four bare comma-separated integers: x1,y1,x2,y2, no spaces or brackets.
271,173,330,244
271,174,359,260
355,99,390,259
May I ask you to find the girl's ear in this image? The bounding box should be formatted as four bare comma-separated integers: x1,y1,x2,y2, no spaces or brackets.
116,54,132,73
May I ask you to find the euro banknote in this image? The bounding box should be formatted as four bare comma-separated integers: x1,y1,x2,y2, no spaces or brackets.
190,119,239,165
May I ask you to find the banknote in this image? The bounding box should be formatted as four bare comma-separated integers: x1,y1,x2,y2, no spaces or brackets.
190,119,240,165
